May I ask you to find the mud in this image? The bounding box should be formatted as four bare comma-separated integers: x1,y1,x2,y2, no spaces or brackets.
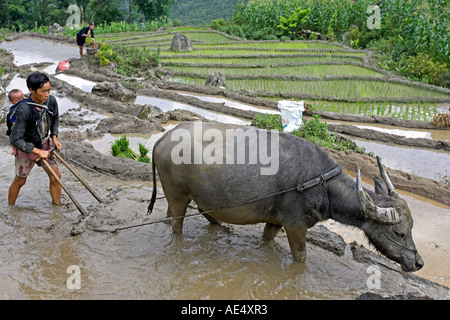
1,34,449,300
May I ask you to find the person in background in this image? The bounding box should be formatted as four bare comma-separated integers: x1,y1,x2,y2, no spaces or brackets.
76,22,96,56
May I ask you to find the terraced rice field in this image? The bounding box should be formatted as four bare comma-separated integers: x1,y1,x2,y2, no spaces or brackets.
97,27,450,121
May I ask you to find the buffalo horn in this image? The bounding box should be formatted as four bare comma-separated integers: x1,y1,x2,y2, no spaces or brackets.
376,156,399,199
357,170,400,224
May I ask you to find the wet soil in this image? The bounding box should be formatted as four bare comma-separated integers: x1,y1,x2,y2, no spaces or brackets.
1,34,449,299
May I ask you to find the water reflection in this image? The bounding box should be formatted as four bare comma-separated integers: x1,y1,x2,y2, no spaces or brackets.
0,37,79,69
176,91,280,115
55,74,97,93
353,138,449,181
135,95,251,125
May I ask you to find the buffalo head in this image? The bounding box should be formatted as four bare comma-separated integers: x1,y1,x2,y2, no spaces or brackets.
356,157,424,272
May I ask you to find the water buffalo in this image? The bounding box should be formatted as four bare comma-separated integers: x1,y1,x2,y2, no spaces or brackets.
148,122,423,272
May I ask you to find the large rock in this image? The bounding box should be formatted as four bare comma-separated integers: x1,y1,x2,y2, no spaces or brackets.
48,23,65,35
170,33,193,52
205,72,226,88
91,81,136,103
139,104,165,120
95,116,163,134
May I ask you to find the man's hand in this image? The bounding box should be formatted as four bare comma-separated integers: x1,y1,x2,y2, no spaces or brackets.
32,148,50,160
52,136,62,151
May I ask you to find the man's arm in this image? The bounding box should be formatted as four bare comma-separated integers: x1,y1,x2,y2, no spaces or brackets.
49,96,62,150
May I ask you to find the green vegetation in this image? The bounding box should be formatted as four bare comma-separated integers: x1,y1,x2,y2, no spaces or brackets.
0,0,175,31
277,7,311,39
90,25,449,122
0,28,10,41
64,17,172,37
252,114,366,153
171,0,238,25
211,0,449,88
110,135,151,163
88,43,160,77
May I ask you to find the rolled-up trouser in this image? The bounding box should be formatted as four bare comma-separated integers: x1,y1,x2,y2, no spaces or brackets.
13,140,58,178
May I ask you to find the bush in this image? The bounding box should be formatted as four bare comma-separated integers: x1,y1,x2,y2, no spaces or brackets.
407,54,449,87
251,114,283,131
277,7,311,39
343,25,362,49
92,43,160,77
251,114,365,153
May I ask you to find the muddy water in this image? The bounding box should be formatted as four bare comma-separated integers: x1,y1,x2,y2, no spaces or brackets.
54,74,97,93
327,119,450,141
0,37,79,73
135,95,251,125
353,139,449,181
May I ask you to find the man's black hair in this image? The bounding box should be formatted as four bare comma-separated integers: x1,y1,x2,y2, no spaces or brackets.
26,72,50,92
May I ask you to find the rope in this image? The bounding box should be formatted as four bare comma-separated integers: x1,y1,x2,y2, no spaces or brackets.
89,185,300,233
373,222,417,254
58,150,159,194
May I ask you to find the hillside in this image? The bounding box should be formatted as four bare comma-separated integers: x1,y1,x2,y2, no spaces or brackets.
171,0,239,25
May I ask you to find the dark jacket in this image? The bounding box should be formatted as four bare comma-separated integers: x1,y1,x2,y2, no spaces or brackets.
76,26,94,46
9,96,59,154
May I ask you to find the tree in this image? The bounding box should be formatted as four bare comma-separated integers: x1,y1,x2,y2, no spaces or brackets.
132,0,175,21
277,7,311,39
89,0,125,24
0,0,71,30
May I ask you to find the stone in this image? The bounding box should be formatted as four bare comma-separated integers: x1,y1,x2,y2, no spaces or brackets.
91,81,136,103
170,33,193,52
48,23,65,35
205,72,226,88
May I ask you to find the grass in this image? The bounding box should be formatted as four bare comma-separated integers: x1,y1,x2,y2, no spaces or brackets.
161,55,364,65
311,100,439,121
163,64,385,77
165,77,450,100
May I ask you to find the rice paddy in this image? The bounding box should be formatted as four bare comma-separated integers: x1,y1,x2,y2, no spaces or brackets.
96,27,450,121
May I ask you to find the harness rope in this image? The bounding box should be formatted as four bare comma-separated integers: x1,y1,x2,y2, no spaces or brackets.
373,222,418,254
89,164,343,233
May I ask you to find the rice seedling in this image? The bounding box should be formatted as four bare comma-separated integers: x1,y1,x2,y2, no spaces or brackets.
110,136,151,163
111,135,137,160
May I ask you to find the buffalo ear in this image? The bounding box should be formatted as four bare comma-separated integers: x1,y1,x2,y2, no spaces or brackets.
374,177,389,195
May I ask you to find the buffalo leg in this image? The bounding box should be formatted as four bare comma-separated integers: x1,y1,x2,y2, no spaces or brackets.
166,197,190,235
284,226,307,262
263,223,282,241
199,208,221,225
